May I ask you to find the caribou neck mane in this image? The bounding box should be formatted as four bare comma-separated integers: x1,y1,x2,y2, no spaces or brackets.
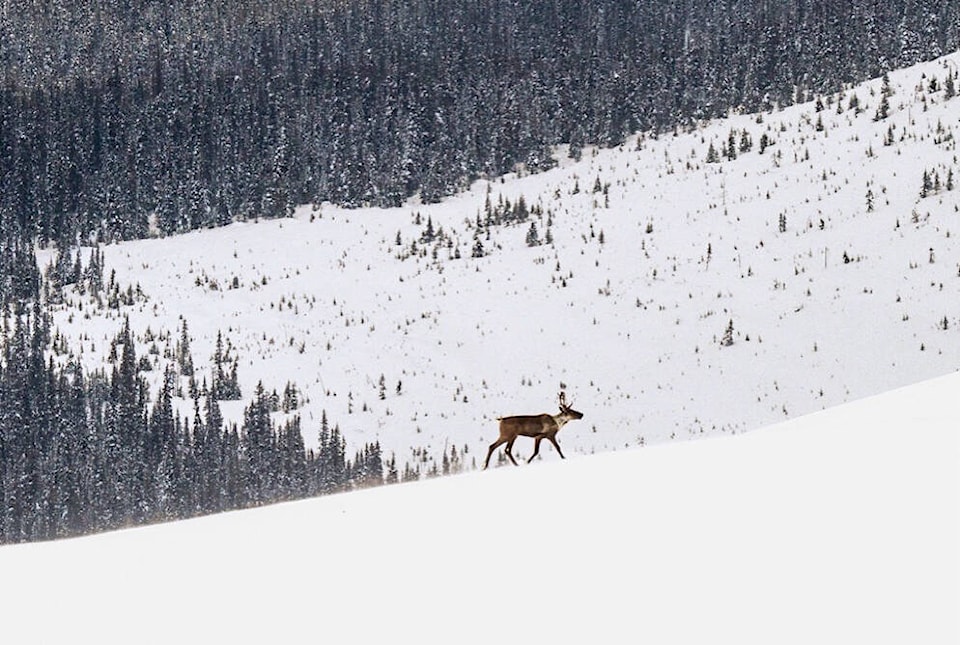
552,410,575,429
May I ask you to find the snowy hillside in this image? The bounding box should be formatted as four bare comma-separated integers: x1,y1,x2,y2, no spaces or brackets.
1,372,956,644
40,52,960,473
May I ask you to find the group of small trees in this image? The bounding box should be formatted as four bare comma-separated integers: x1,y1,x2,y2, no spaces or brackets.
398,190,557,261
0,238,390,544
706,128,760,163
210,331,242,401
0,312,391,544
44,244,104,303
477,191,555,250
920,167,955,198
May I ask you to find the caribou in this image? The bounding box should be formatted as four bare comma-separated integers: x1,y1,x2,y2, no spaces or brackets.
483,392,584,469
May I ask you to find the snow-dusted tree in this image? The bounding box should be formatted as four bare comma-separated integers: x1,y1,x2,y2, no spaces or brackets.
177,319,195,377
526,221,541,247
211,331,242,400
385,455,399,484
706,142,720,163
721,319,734,347
725,130,737,160
759,133,772,154
874,74,893,121
282,382,300,413
921,169,933,198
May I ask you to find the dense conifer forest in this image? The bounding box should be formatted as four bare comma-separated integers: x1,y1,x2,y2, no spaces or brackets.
0,301,388,543
2,0,958,243
1,0,958,542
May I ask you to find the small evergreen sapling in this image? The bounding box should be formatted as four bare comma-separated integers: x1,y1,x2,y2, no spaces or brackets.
706,142,720,163
874,73,892,121
759,133,771,154
526,221,540,247
721,319,734,347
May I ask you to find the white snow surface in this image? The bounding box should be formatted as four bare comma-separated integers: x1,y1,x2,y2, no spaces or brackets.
39,52,960,472
1,371,957,644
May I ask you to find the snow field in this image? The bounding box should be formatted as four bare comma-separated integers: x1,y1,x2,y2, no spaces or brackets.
40,51,960,475
1,371,956,644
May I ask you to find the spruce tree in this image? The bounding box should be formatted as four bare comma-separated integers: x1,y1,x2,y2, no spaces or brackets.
758,133,771,154
874,74,892,121
526,221,540,247
921,169,933,198
706,141,720,163
177,320,195,377
722,319,735,347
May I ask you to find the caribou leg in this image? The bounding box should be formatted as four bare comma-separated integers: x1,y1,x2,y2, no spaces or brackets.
527,436,544,463
547,435,565,459
503,437,520,466
503,437,519,466
484,438,506,469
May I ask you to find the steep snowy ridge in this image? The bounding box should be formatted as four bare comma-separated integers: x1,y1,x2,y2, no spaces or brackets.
40,51,960,473
1,372,956,644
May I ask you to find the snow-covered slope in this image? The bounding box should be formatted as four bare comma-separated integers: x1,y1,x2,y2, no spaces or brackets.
41,52,960,473
1,372,956,644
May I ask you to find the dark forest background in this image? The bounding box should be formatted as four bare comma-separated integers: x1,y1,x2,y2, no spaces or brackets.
1,0,958,542
2,0,958,246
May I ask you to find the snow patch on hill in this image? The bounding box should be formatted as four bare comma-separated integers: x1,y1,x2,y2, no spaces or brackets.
40,52,960,473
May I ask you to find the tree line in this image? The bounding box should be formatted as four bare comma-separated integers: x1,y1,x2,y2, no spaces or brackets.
1,0,957,245
0,309,385,544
